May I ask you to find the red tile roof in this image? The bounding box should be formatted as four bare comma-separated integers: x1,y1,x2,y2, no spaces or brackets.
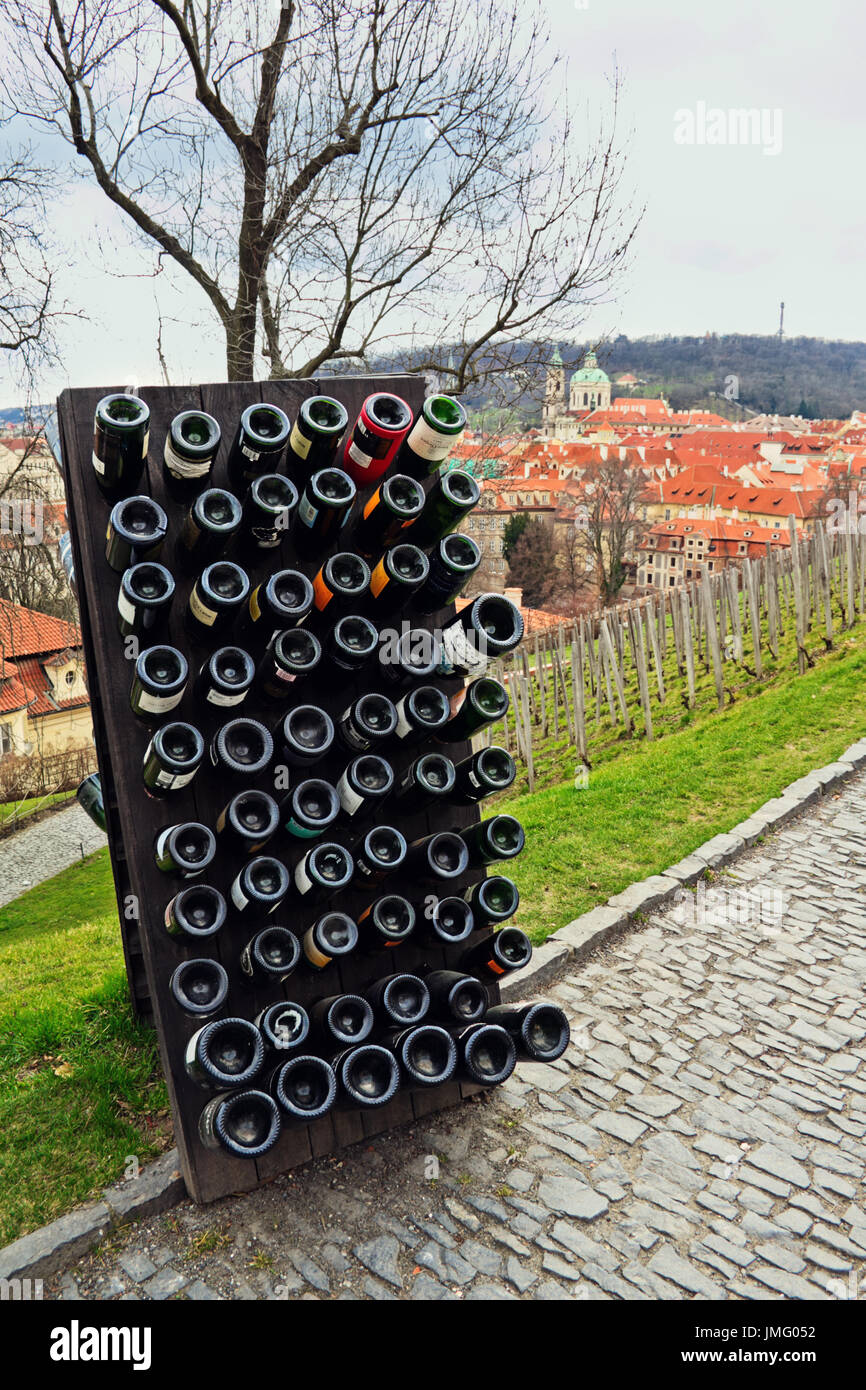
0,597,81,659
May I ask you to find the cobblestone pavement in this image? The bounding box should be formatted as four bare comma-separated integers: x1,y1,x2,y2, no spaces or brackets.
46,775,866,1301
0,804,105,910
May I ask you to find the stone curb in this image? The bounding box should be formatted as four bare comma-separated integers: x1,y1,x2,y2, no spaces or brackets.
4,738,865,1282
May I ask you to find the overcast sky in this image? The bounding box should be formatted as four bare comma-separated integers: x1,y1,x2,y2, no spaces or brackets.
2,0,864,407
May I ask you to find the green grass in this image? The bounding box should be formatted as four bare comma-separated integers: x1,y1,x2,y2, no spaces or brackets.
0,792,73,828
0,849,168,1245
503,631,866,943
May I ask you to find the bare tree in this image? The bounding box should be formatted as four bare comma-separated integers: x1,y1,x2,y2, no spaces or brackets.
0,0,638,385
564,459,648,607
0,145,62,378
0,432,74,619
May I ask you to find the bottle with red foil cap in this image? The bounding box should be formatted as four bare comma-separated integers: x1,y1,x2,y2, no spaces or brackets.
342,393,413,487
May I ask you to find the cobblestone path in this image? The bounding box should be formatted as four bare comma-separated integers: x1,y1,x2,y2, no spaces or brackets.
0,804,105,910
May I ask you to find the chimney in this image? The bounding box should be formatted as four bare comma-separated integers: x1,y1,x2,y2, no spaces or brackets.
504,586,523,610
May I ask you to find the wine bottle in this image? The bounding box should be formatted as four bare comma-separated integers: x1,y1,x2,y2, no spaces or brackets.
142,721,204,796
414,532,481,614
352,825,408,885
309,994,375,1048
438,594,524,679
236,569,314,654
318,617,376,678
306,552,371,629
287,395,349,483
485,1003,571,1063
169,958,229,1018
460,815,525,867
463,875,521,929
163,409,221,493
129,645,188,723
230,856,290,914
117,562,175,638
75,773,105,832
256,1001,310,1053
154,821,216,877
215,789,280,854
435,676,509,744
193,646,256,711
164,884,227,941
198,1090,280,1157
185,1017,264,1089
351,474,424,557
269,1055,337,1122
276,703,335,767
255,628,322,703
186,561,251,640
452,1023,517,1087
177,488,242,573
92,392,149,495
342,393,413,487
366,544,429,616
294,844,354,902
301,909,358,969
451,745,516,805
392,684,451,744
240,473,298,555
394,394,467,479
281,778,339,840
210,717,274,777
403,831,469,883
239,925,301,987
105,495,168,572
382,1024,458,1088
423,970,487,1023
293,468,356,559
356,893,415,950
417,895,474,946
227,402,291,491
392,752,455,809
461,923,532,978
331,1044,400,1108
365,973,430,1026
336,692,397,753
377,626,440,687
401,469,480,549
335,754,394,822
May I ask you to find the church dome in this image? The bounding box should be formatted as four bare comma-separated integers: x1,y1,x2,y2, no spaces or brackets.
571,348,609,384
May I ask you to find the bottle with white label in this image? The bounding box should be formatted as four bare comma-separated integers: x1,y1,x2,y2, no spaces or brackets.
215,789,280,854
451,745,516,805
414,532,481,614
92,393,149,496
435,676,509,745
169,958,229,1017
105,495,168,573
485,1003,571,1064
256,1001,310,1053
364,973,430,1026
436,593,524,679
463,877,522,932
293,468,356,560
193,646,256,711
341,393,413,489
377,627,441,688
352,825,408,886
305,552,371,631
238,925,301,988
355,894,415,951
423,970,487,1023
331,1044,401,1109
301,909,358,970
308,994,375,1049
401,468,480,549
365,543,429,618
210,717,274,777
227,402,291,492
451,1023,516,1087
295,844,354,903
392,685,451,745
460,923,531,979
163,409,221,497
255,628,322,704
235,569,314,656
277,704,335,768
117,562,175,639
198,1090,280,1157
176,487,242,574
239,473,298,556
129,645,189,724
324,614,379,675
164,884,227,941
351,473,425,557
393,752,456,811
335,754,394,823
281,778,339,840
154,821,216,877
229,856,290,915
186,561,251,641
381,1024,458,1088
184,1017,265,1089
403,831,468,884
393,394,467,480
416,896,475,947
336,692,398,754
268,1055,337,1122
142,722,205,797
286,395,349,485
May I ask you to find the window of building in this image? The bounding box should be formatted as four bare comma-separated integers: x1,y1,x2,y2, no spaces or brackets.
0,723,12,756
664,509,671,520
669,576,676,586
65,669,75,686
686,568,692,578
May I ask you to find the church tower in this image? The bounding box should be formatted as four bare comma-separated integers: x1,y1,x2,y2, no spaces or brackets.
543,346,565,437
569,347,611,414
